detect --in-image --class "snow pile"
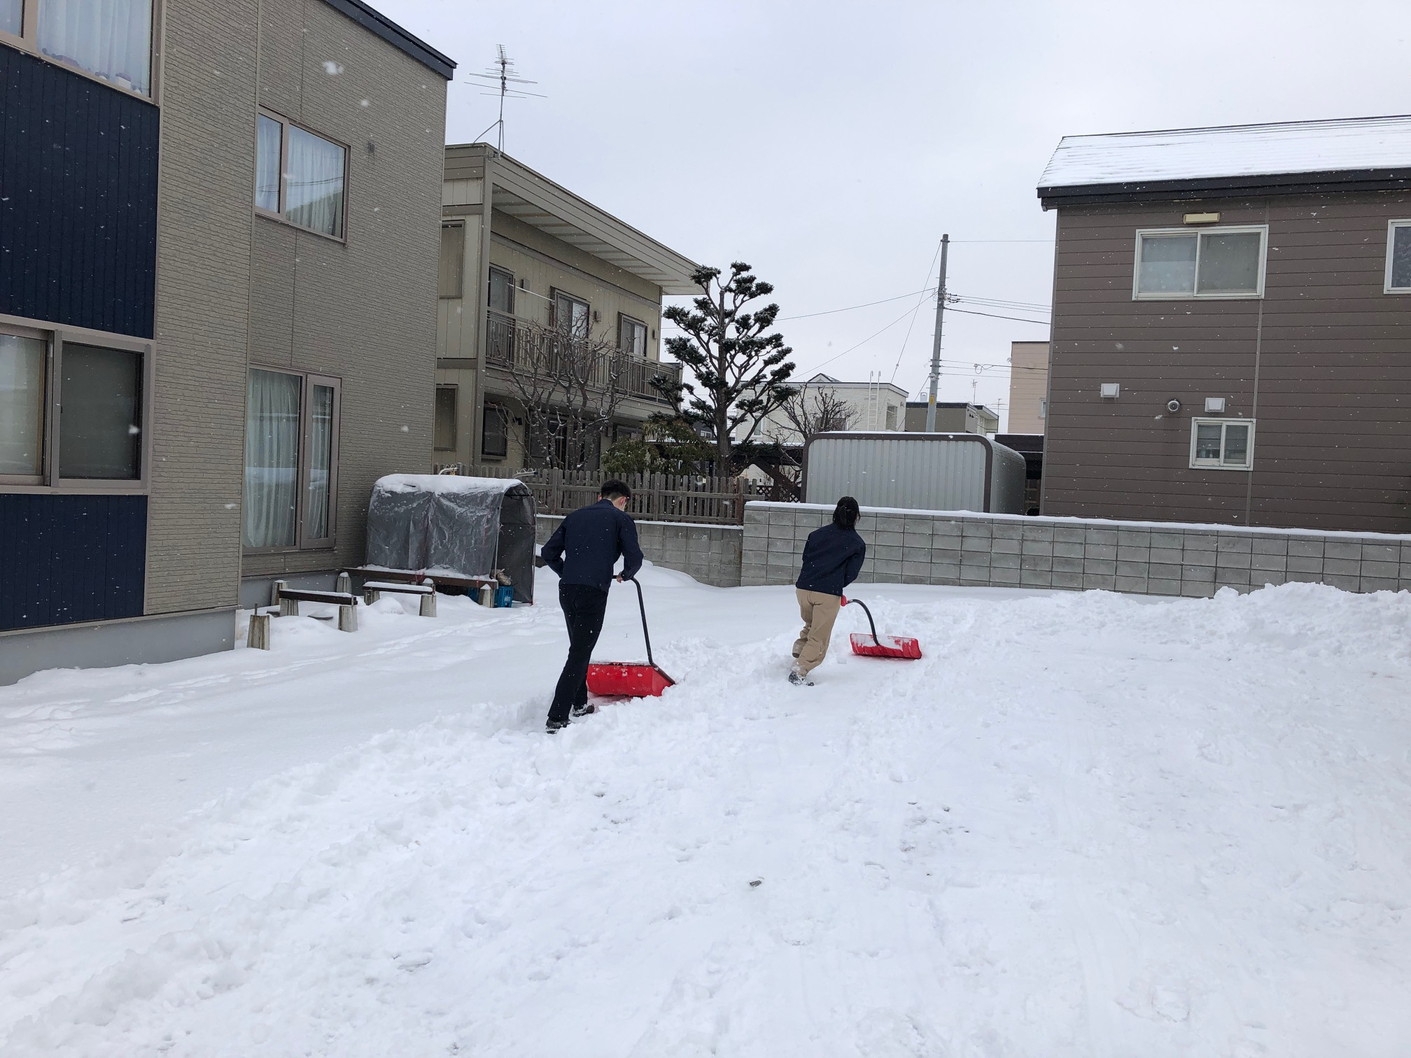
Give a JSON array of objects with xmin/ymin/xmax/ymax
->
[{"xmin": 2, "ymin": 575, "xmax": 1409, "ymax": 1056}]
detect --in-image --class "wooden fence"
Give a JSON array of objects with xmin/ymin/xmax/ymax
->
[{"xmin": 437, "ymin": 465, "xmax": 764, "ymax": 525}]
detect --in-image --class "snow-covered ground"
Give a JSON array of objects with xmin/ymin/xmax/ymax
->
[{"xmin": 2, "ymin": 566, "xmax": 1410, "ymax": 1057}]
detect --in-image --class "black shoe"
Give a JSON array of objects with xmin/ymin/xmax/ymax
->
[
  {"xmin": 546, "ymin": 718, "xmax": 570, "ymax": 733},
  {"xmin": 571, "ymin": 702, "xmax": 597, "ymax": 717},
  {"xmin": 787, "ymin": 669, "xmax": 813, "ymax": 686}
]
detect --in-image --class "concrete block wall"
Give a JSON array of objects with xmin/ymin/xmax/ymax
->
[
  {"xmin": 741, "ymin": 502, "xmax": 1411, "ymax": 597},
  {"xmin": 536, "ymin": 516, "xmax": 742, "ymax": 588}
]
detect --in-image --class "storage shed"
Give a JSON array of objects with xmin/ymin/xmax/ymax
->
[
  {"xmin": 803, "ymin": 432, "xmax": 1027, "ymax": 514},
  {"xmin": 364, "ymin": 475, "xmax": 536, "ymax": 602}
]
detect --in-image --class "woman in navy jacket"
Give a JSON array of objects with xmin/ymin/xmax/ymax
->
[{"xmin": 790, "ymin": 496, "xmax": 866, "ymax": 684}]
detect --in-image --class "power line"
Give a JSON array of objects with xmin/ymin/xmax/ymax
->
[{"xmin": 777, "ymin": 289, "xmax": 933, "ymax": 321}]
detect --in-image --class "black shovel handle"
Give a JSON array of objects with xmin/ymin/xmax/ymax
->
[
  {"xmin": 843, "ymin": 596, "xmax": 883, "ymax": 646},
  {"xmin": 627, "ymin": 576, "xmax": 657, "ymax": 666}
]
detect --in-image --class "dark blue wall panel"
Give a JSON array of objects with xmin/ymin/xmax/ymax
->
[
  {"xmin": 0, "ymin": 494, "xmax": 147, "ymax": 630},
  {"xmin": 0, "ymin": 46, "xmax": 158, "ymax": 338}
]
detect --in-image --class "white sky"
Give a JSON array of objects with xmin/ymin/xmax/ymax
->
[{"xmin": 374, "ymin": 0, "xmax": 1411, "ymax": 428}]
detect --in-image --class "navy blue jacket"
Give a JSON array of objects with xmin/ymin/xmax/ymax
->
[
  {"xmin": 795, "ymin": 523, "xmax": 866, "ymax": 596},
  {"xmin": 540, "ymin": 499, "xmax": 644, "ymax": 593}
]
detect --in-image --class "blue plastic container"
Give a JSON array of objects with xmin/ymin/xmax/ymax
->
[{"xmin": 494, "ymin": 585, "xmax": 514, "ymax": 608}]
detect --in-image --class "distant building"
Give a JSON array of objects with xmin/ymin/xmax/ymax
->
[
  {"xmin": 1006, "ymin": 341, "xmax": 1050, "ymax": 434},
  {"xmin": 755, "ymin": 373, "xmax": 910, "ymax": 445},
  {"xmin": 436, "ymin": 145, "xmax": 698, "ymax": 469},
  {"xmin": 903, "ymin": 402, "xmax": 1000, "ymax": 435}
]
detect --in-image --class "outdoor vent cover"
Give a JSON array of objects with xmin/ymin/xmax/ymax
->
[{"xmin": 1100, "ymin": 383, "xmax": 1120, "ymax": 399}]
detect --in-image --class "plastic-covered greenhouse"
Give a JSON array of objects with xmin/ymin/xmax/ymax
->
[{"xmin": 364, "ymin": 475, "xmax": 536, "ymax": 603}]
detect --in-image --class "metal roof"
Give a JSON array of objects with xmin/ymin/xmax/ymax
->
[
  {"xmin": 1038, "ymin": 114, "xmax": 1411, "ymax": 196},
  {"xmin": 447, "ymin": 145, "xmax": 699, "ymax": 295}
]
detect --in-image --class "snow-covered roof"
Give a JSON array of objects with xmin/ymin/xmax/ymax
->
[
  {"xmin": 373, "ymin": 473, "xmax": 522, "ymax": 496},
  {"xmin": 1038, "ymin": 114, "xmax": 1411, "ymax": 194}
]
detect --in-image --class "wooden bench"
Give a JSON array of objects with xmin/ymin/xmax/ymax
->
[
  {"xmin": 362, "ymin": 579, "xmax": 437, "ymax": 617},
  {"xmin": 246, "ymin": 582, "xmax": 359, "ymax": 649}
]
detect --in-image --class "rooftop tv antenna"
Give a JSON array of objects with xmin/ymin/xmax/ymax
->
[{"xmin": 465, "ymin": 45, "xmax": 544, "ymax": 152}]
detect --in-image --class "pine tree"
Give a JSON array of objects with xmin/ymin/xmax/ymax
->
[{"xmin": 656, "ymin": 262, "xmax": 797, "ymax": 472}]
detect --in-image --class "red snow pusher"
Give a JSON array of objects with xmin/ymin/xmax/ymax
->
[
  {"xmin": 585, "ymin": 578, "xmax": 676, "ymax": 697},
  {"xmin": 843, "ymin": 596, "xmax": 922, "ymax": 660}
]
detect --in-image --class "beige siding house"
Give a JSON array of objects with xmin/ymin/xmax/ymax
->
[
  {"xmin": 1006, "ymin": 341, "xmax": 1050, "ymax": 435},
  {"xmin": 1038, "ymin": 116, "xmax": 1411, "ymax": 533},
  {"xmin": 436, "ymin": 145, "xmax": 698, "ymax": 468},
  {"xmin": 1, "ymin": 0, "xmax": 452, "ymax": 684}
]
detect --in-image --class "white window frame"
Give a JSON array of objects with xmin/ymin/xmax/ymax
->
[
  {"xmin": 1189, "ymin": 417, "xmax": 1255, "ymax": 471},
  {"xmin": 254, "ymin": 110, "xmax": 349, "ymax": 241},
  {"xmin": 0, "ymin": 319, "xmax": 151, "ymax": 490},
  {"xmin": 1383, "ymin": 220, "xmax": 1411, "ymax": 293},
  {"xmin": 1133, "ymin": 225, "xmax": 1268, "ymax": 300}
]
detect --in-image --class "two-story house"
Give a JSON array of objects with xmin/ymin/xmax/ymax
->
[
  {"xmin": 435, "ymin": 144, "xmax": 698, "ymax": 470},
  {"xmin": 1, "ymin": 0, "xmax": 453, "ymax": 684},
  {"xmin": 1037, "ymin": 115, "xmax": 1411, "ymax": 534}
]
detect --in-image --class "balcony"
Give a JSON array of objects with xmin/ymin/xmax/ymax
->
[{"xmin": 485, "ymin": 311, "xmax": 679, "ymax": 403}]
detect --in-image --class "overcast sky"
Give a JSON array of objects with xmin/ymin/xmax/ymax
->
[{"xmin": 375, "ymin": 0, "xmax": 1411, "ymax": 429}]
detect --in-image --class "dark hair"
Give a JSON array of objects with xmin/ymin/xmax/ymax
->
[
  {"xmin": 833, "ymin": 496, "xmax": 860, "ymax": 530},
  {"xmin": 600, "ymin": 480, "xmax": 632, "ymax": 501}
]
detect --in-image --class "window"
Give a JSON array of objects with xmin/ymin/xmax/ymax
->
[
  {"xmin": 488, "ymin": 267, "xmax": 515, "ymax": 315},
  {"xmin": 552, "ymin": 290, "xmax": 589, "ymax": 338},
  {"xmin": 0, "ymin": 331, "xmax": 46, "ymax": 479},
  {"xmin": 255, "ymin": 112, "xmax": 347, "ymax": 239},
  {"xmin": 618, "ymin": 314, "xmax": 647, "ymax": 357},
  {"xmin": 1190, "ymin": 418, "xmax": 1254, "ymax": 471},
  {"xmin": 1134, "ymin": 226, "xmax": 1266, "ymax": 298},
  {"xmin": 434, "ymin": 386, "xmax": 457, "ymax": 451},
  {"xmin": 482, "ymin": 404, "xmax": 508, "ymax": 459},
  {"xmin": 3, "ymin": 0, "xmax": 153, "ymax": 96},
  {"xmin": 244, "ymin": 369, "xmax": 340, "ymax": 550},
  {"xmin": 1385, "ymin": 221, "xmax": 1411, "ymax": 292},
  {"xmin": 439, "ymin": 224, "xmax": 464, "ymax": 299},
  {"xmin": 1, "ymin": 326, "xmax": 147, "ymax": 486}
]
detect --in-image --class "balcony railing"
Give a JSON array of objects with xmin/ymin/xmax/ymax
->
[{"xmin": 485, "ymin": 311, "xmax": 679, "ymax": 402}]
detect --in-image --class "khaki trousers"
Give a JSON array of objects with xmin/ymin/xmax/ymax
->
[{"xmin": 792, "ymin": 589, "xmax": 842, "ymax": 676}]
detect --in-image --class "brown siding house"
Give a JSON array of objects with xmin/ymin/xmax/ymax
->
[{"xmin": 1037, "ymin": 116, "xmax": 1411, "ymax": 534}]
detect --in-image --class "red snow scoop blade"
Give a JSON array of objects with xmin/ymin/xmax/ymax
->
[
  {"xmin": 843, "ymin": 597, "xmax": 922, "ymax": 659},
  {"xmin": 585, "ymin": 580, "xmax": 675, "ymax": 697},
  {"xmin": 586, "ymin": 662, "xmax": 675, "ymax": 698},
  {"xmin": 848, "ymin": 633, "xmax": 922, "ymax": 660}
]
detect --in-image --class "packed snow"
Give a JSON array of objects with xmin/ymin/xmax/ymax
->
[{"xmin": 2, "ymin": 565, "xmax": 1410, "ymax": 1057}]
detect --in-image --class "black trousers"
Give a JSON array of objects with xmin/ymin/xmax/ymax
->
[{"xmin": 548, "ymin": 583, "xmax": 610, "ymax": 724}]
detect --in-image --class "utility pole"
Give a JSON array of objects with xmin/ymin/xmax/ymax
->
[{"xmin": 924, "ymin": 233, "xmax": 950, "ymax": 433}]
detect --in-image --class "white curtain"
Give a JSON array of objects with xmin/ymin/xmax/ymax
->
[
  {"xmin": 39, "ymin": 0, "xmax": 152, "ymax": 95},
  {"xmin": 255, "ymin": 115, "xmax": 282, "ymax": 213},
  {"xmin": 2, "ymin": 0, "xmax": 21, "ymax": 37},
  {"xmin": 0, "ymin": 334, "xmax": 46, "ymax": 477},
  {"xmin": 286, "ymin": 126, "xmax": 345, "ymax": 237},
  {"xmin": 244, "ymin": 370, "xmax": 301, "ymax": 549},
  {"xmin": 305, "ymin": 383, "xmax": 334, "ymax": 540}
]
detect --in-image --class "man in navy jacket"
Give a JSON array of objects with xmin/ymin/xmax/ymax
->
[
  {"xmin": 790, "ymin": 496, "xmax": 866, "ymax": 685},
  {"xmin": 539, "ymin": 481, "xmax": 643, "ymax": 731}
]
